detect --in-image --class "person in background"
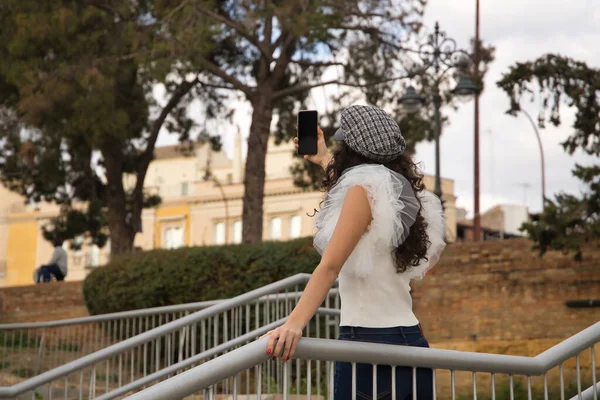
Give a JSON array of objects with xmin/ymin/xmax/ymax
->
[{"xmin": 36, "ymin": 237, "xmax": 68, "ymax": 283}]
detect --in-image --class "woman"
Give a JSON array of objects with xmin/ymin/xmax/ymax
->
[{"xmin": 264, "ymin": 105, "xmax": 445, "ymax": 399}]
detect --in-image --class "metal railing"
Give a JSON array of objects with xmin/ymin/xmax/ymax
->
[
  {"xmin": 96, "ymin": 308, "xmax": 340, "ymax": 400},
  {"xmin": 0, "ymin": 284, "xmax": 338, "ymax": 380},
  {"xmin": 123, "ymin": 322, "xmax": 600, "ymax": 400},
  {"xmin": 0, "ymin": 299, "xmax": 221, "ymax": 380},
  {"xmin": 0, "ymin": 274, "xmax": 340, "ymax": 399}
]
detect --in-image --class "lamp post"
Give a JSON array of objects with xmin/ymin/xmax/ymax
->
[
  {"xmin": 520, "ymin": 108, "xmax": 546, "ymax": 210},
  {"xmin": 398, "ymin": 22, "xmax": 479, "ymax": 208}
]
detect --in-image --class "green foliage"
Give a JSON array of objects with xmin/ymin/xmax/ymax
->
[
  {"xmin": 83, "ymin": 237, "xmax": 320, "ymax": 315},
  {"xmin": 497, "ymin": 54, "xmax": 600, "ymax": 156},
  {"xmin": 0, "ymin": 0, "xmax": 146, "ymax": 250},
  {"xmin": 520, "ymin": 164, "xmax": 600, "ymax": 260},
  {"xmin": 497, "ymin": 54, "xmax": 600, "ymax": 259}
]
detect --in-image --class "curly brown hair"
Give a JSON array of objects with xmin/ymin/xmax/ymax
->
[{"xmin": 317, "ymin": 142, "xmax": 430, "ymax": 273}]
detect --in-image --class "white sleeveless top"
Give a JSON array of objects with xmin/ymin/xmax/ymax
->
[{"xmin": 313, "ymin": 164, "xmax": 446, "ymax": 327}]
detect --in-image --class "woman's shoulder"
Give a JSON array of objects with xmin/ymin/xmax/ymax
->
[
  {"xmin": 341, "ymin": 163, "xmax": 389, "ymax": 177},
  {"xmin": 338, "ymin": 164, "xmax": 409, "ymax": 186}
]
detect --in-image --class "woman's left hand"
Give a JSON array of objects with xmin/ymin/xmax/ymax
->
[{"xmin": 261, "ymin": 322, "xmax": 303, "ymax": 361}]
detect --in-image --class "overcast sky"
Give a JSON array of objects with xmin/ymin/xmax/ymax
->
[{"xmin": 157, "ymin": 0, "xmax": 600, "ymax": 217}]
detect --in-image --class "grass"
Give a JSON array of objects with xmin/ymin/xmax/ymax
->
[
  {"xmin": 94, "ymin": 373, "xmax": 121, "ymax": 382},
  {"xmin": 55, "ymin": 343, "xmax": 80, "ymax": 352},
  {"xmin": 11, "ymin": 367, "xmax": 35, "ymax": 378},
  {"xmin": 0, "ymin": 332, "xmax": 39, "ymax": 349},
  {"xmin": 451, "ymin": 378, "xmax": 583, "ymax": 400}
]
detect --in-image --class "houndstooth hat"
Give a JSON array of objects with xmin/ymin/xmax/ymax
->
[{"xmin": 334, "ymin": 105, "xmax": 406, "ymax": 162}]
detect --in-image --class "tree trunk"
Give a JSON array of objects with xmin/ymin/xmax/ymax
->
[
  {"xmin": 242, "ymin": 92, "xmax": 274, "ymax": 244},
  {"xmin": 103, "ymin": 146, "xmax": 137, "ymax": 255},
  {"xmin": 106, "ymin": 209, "xmax": 136, "ymax": 255}
]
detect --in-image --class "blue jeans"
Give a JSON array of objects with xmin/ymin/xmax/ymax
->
[
  {"xmin": 37, "ymin": 264, "xmax": 65, "ymax": 283},
  {"xmin": 334, "ymin": 325, "xmax": 433, "ymax": 400}
]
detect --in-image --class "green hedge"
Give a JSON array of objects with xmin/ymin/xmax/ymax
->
[{"xmin": 83, "ymin": 237, "xmax": 320, "ymax": 315}]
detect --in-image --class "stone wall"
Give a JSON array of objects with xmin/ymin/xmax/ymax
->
[
  {"xmin": 0, "ymin": 281, "xmax": 87, "ymax": 324},
  {"xmin": 413, "ymin": 239, "xmax": 600, "ymax": 343}
]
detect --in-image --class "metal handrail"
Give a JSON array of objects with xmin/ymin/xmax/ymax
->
[
  {"xmin": 0, "ymin": 300, "xmax": 220, "ymax": 330},
  {"xmin": 571, "ymin": 382, "xmax": 600, "ymax": 400},
  {"xmin": 95, "ymin": 308, "xmax": 341, "ymax": 400},
  {"xmin": 124, "ymin": 321, "xmax": 600, "ymax": 400},
  {"xmin": 0, "ymin": 273, "xmax": 316, "ymax": 398},
  {"xmin": 0, "ymin": 289, "xmax": 336, "ymax": 329}
]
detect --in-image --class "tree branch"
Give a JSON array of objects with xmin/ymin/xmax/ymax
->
[
  {"xmin": 272, "ymin": 32, "xmax": 285, "ymax": 50},
  {"xmin": 160, "ymin": 0, "xmax": 191, "ymax": 23},
  {"xmin": 86, "ymin": 2, "xmax": 126, "ymax": 21},
  {"xmin": 264, "ymin": 11, "xmax": 273, "ymax": 53},
  {"xmin": 270, "ymin": 33, "xmax": 296, "ymax": 84},
  {"xmin": 289, "ymin": 59, "xmax": 345, "ymax": 68},
  {"xmin": 202, "ymin": 62, "xmax": 253, "ymax": 96},
  {"xmin": 198, "ymin": 81, "xmax": 238, "ymax": 91},
  {"xmin": 272, "ymin": 70, "xmax": 424, "ymax": 99},
  {"xmin": 194, "ymin": 7, "xmax": 274, "ymax": 62},
  {"xmin": 134, "ymin": 76, "xmax": 200, "ymax": 198}
]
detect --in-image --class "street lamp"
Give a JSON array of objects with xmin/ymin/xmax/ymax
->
[
  {"xmin": 520, "ymin": 108, "xmax": 546, "ymax": 209},
  {"xmin": 452, "ymin": 72, "xmax": 480, "ymax": 101},
  {"xmin": 399, "ymin": 22, "xmax": 479, "ymax": 206},
  {"xmin": 399, "ymin": 86, "xmax": 425, "ymax": 114}
]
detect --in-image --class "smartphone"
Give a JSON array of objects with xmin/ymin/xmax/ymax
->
[{"xmin": 297, "ymin": 110, "xmax": 318, "ymax": 155}]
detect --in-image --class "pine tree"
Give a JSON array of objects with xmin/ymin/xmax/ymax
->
[{"xmin": 0, "ymin": 0, "xmax": 219, "ymax": 253}]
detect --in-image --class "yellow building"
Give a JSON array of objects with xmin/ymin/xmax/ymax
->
[{"xmin": 0, "ymin": 133, "xmax": 457, "ymax": 287}]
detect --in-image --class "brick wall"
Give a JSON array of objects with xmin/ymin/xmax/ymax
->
[
  {"xmin": 0, "ymin": 281, "xmax": 88, "ymax": 324},
  {"xmin": 413, "ymin": 239, "xmax": 600, "ymax": 342}
]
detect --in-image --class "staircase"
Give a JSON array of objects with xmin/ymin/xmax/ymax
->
[{"xmin": 0, "ymin": 274, "xmax": 597, "ymax": 400}]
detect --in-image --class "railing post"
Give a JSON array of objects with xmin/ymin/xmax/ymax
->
[{"xmin": 34, "ymin": 328, "xmax": 46, "ymax": 376}]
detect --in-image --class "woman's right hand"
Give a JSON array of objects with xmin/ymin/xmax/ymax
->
[{"xmin": 294, "ymin": 126, "xmax": 332, "ymax": 170}]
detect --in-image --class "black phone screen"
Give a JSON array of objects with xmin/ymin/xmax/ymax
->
[{"xmin": 297, "ymin": 110, "xmax": 318, "ymax": 155}]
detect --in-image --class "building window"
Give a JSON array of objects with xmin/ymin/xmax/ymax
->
[
  {"xmin": 289, "ymin": 215, "xmax": 302, "ymax": 239},
  {"xmin": 181, "ymin": 182, "xmax": 189, "ymax": 196},
  {"xmin": 214, "ymin": 222, "xmax": 225, "ymax": 245},
  {"xmin": 270, "ymin": 217, "xmax": 282, "ymax": 240},
  {"xmin": 89, "ymin": 244, "xmax": 100, "ymax": 267},
  {"xmin": 72, "ymin": 235, "xmax": 84, "ymax": 266},
  {"xmin": 164, "ymin": 227, "xmax": 185, "ymax": 249},
  {"xmin": 227, "ymin": 173, "xmax": 233, "ymax": 184},
  {"xmin": 233, "ymin": 220, "xmax": 242, "ymax": 244}
]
